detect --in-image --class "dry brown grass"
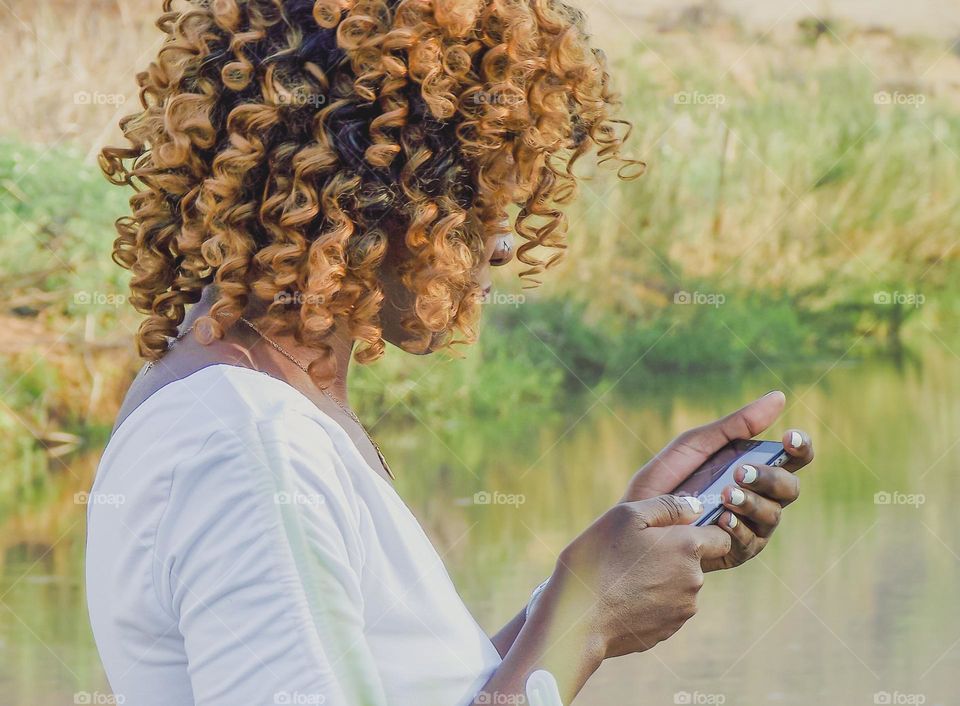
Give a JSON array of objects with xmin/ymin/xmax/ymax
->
[
  {"xmin": 0, "ymin": 0, "xmax": 159, "ymax": 152},
  {"xmin": 4, "ymin": 0, "xmax": 960, "ymax": 150}
]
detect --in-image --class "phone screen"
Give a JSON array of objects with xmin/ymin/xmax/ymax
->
[
  {"xmin": 670, "ymin": 439, "xmax": 786, "ymax": 525},
  {"xmin": 672, "ymin": 440, "xmax": 758, "ymax": 498}
]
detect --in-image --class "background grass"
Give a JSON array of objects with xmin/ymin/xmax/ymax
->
[{"xmin": 1, "ymin": 2, "xmax": 959, "ymax": 506}]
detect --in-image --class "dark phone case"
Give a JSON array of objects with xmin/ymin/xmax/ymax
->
[{"xmin": 671, "ymin": 440, "xmax": 788, "ymax": 527}]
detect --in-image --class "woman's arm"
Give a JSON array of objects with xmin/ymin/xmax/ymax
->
[
  {"xmin": 157, "ymin": 407, "xmax": 756, "ymax": 706},
  {"xmin": 474, "ymin": 495, "xmax": 732, "ymax": 705},
  {"xmin": 490, "ymin": 609, "xmax": 526, "ymax": 658},
  {"xmin": 492, "ymin": 394, "xmax": 814, "ymax": 660},
  {"xmin": 157, "ymin": 422, "xmax": 717, "ymax": 706},
  {"xmin": 155, "ymin": 421, "xmax": 389, "ymax": 706},
  {"xmin": 472, "ymin": 569, "xmax": 604, "ymax": 705}
]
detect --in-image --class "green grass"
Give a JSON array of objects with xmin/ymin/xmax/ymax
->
[
  {"xmin": 1, "ymin": 27, "xmax": 959, "ymax": 506},
  {"xmin": 0, "ymin": 140, "xmax": 131, "ymax": 324}
]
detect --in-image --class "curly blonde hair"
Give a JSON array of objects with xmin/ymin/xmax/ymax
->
[{"xmin": 102, "ymin": 0, "xmax": 640, "ymax": 383}]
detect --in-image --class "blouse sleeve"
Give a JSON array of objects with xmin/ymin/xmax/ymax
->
[{"xmin": 153, "ymin": 416, "xmax": 389, "ymax": 706}]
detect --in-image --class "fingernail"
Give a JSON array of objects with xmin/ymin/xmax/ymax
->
[
  {"xmin": 741, "ymin": 464, "xmax": 758, "ymax": 484},
  {"xmin": 681, "ymin": 496, "xmax": 703, "ymax": 514},
  {"xmin": 763, "ymin": 389, "xmax": 780, "ymax": 397},
  {"xmin": 790, "ymin": 431, "xmax": 804, "ymax": 448},
  {"xmin": 727, "ymin": 513, "xmax": 739, "ymax": 528},
  {"xmin": 729, "ymin": 488, "xmax": 746, "ymax": 506}
]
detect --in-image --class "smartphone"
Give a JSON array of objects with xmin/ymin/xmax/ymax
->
[{"xmin": 672, "ymin": 439, "xmax": 789, "ymax": 526}]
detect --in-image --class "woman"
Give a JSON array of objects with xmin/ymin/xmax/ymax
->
[{"xmin": 86, "ymin": 1, "xmax": 814, "ymax": 705}]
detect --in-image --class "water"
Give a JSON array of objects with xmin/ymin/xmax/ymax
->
[{"xmin": 1, "ymin": 341, "xmax": 958, "ymax": 706}]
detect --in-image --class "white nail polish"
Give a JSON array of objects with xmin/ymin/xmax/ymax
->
[
  {"xmin": 741, "ymin": 464, "xmax": 758, "ymax": 484},
  {"xmin": 790, "ymin": 431, "xmax": 803, "ymax": 448},
  {"xmin": 728, "ymin": 513, "xmax": 739, "ymax": 528},
  {"xmin": 730, "ymin": 488, "xmax": 746, "ymax": 506},
  {"xmin": 681, "ymin": 496, "xmax": 703, "ymax": 514}
]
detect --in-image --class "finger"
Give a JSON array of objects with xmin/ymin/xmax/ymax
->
[
  {"xmin": 781, "ymin": 428, "xmax": 814, "ymax": 471},
  {"xmin": 677, "ymin": 390, "xmax": 786, "ymax": 459},
  {"xmin": 718, "ymin": 510, "xmax": 757, "ymax": 548},
  {"xmin": 722, "ymin": 485, "xmax": 782, "ymax": 537},
  {"xmin": 691, "ymin": 525, "xmax": 733, "ymax": 560},
  {"xmin": 631, "ymin": 391, "xmax": 788, "ymax": 496},
  {"xmin": 627, "ymin": 494, "xmax": 705, "ymax": 529},
  {"xmin": 735, "ymin": 463, "xmax": 801, "ymax": 507}
]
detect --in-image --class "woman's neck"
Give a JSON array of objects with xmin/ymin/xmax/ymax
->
[
  {"xmin": 189, "ymin": 286, "xmax": 355, "ymax": 408},
  {"xmin": 277, "ymin": 320, "xmax": 354, "ymax": 405}
]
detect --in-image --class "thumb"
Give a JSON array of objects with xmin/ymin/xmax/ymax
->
[{"xmin": 627, "ymin": 494, "xmax": 705, "ymax": 529}]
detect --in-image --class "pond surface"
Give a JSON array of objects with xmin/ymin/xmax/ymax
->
[{"xmin": 1, "ymin": 340, "xmax": 958, "ymax": 706}]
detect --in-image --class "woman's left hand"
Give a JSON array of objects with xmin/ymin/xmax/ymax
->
[{"xmin": 620, "ymin": 391, "xmax": 815, "ymax": 572}]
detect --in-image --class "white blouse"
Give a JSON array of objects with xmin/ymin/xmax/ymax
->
[{"xmin": 85, "ymin": 364, "xmax": 501, "ymax": 706}]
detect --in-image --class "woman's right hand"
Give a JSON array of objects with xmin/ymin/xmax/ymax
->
[
  {"xmin": 546, "ymin": 494, "xmax": 731, "ymax": 659},
  {"xmin": 473, "ymin": 496, "xmax": 731, "ymax": 706}
]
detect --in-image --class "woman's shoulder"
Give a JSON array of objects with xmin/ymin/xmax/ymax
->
[
  {"xmin": 95, "ymin": 364, "xmax": 360, "ymax": 500},
  {"xmin": 104, "ymin": 364, "xmax": 313, "ymax": 454},
  {"xmin": 122, "ymin": 364, "xmax": 317, "ymax": 431},
  {"xmin": 87, "ymin": 367, "xmax": 372, "ymax": 638},
  {"xmin": 90, "ymin": 363, "xmax": 369, "ymax": 567}
]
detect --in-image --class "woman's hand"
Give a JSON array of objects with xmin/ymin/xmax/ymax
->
[
  {"xmin": 619, "ymin": 391, "xmax": 814, "ymax": 572},
  {"xmin": 477, "ymin": 495, "xmax": 728, "ymax": 706},
  {"xmin": 546, "ymin": 494, "xmax": 731, "ymax": 659}
]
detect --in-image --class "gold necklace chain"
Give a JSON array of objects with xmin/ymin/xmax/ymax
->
[
  {"xmin": 145, "ymin": 314, "xmax": 395, "ymax": 480},
  {"xmin": 236, "ymin": 317, "xmax": 396, "ymax": 481}
]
